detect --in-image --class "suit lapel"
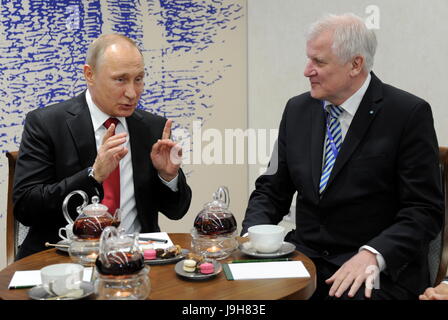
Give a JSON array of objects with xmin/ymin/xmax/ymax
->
[
  {"xmin": 310, "ymin": 99, "xmax": 326, "ymax": 199},
  {"xmin": 323, "ymin": 73, "xmax": 384, "ymax": 192},
  {"xmin": 65, "ymin": 92, "xmax": 97, "ymax": 168},
  {"xmin": 126, "ymin": 111, "xmax": 150, "ymax": 193}
]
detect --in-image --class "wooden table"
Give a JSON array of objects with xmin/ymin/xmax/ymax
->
[{"xmin": 0, "ymin": 233, "xmax": 316, "ymax": 300}]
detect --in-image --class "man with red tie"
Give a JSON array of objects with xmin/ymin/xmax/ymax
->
[{"xmin": 13, "ymin": 34, "xmax": 192, "ymax": 259}]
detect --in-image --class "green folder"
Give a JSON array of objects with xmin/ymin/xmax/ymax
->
[{"xmin": 222, "ymin": 264, "xmax": 234, "ymax": 281}]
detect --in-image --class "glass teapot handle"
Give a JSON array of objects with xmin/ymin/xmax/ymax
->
[
  {"xmin": 132, "ymin": 232, "xmax": 142, "ymax": 254},
  {"xmin": 215, "ymin": 186, "xmax": 230, "ymax": 208},
  {"xmin": 99, "ymin": 226, "xmax": 118, "ymax": 268},
  {"xmin": 62, "ymin": 190, "xmax": 89, "ymax": 225}
]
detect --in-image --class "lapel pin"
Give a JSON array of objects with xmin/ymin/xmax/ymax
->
[{"xmin": 369, "ymin": 110, "xmax": 374, "ymax": 115}]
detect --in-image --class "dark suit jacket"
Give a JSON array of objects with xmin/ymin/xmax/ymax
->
[
  {"xmin": 242, "ymin": 73, "xmax": 444, "ymax": 296},
  {"xmin": 13, "ymin": 91, "xmax": 192, "ymax": 259}
]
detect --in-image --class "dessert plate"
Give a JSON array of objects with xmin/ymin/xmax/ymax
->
[
  {"xmin": 238, "ymin": 241, "xmax": 296, "ymax": 258},
  {"xmin": 28, "ymin": 281, "xmax": 94, "ymax": 300},
  {"xmin": 144, "ymin": 249, "xmax": 189, "ymax": 265},
  {"xmin": 174, "ymin": 260, "xmax": 222, "ymax": 280}
]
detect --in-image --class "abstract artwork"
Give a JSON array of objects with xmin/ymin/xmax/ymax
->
[{"xmin": 0, "ymin": 0, "xmax": 244, "ymax": 239}]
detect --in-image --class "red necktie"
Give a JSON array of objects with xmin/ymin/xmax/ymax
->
[{"xmin": 101, "ymin": 118, "xmax": 120, "ymax": 215}]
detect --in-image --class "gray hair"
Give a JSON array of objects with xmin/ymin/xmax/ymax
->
[
  {"xmin": 86, "ymin": 34, "xmax": 143, "ymax": 69},
  {"xmin": 306, "ymin": 13, "xmax": 377, "ymax": 72}
]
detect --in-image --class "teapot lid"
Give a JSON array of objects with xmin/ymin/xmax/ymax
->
[
  {"xmin": 203, "ymin": 186, "xmax": 230, "ymax": 210},
  {"xmin": 203, "ymin": 195, "xmax": 226, "ymax": 211},
  {"xmin": 83, "ymin": 196, "xmax": 108, "ymax": 214}
]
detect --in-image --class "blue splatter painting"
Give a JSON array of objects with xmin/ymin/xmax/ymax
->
[
  {"xmin": 0, "ymin": 0, "xmax": 244, "ymax": 150},
  {"xmin": 0, "ymin": 0, "xmax": 244, "ymax": 230}
]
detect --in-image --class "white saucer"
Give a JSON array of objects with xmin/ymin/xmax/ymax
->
[
  {"xmin": 56, "ymin": 239, "xmax": 71, "ymax": 253},
  {"xmin": 239, "ymin": 241, "xmax": 296, "ymax": 258},
  {"xmin": 174, "ymin": 260, "xmax": 222, "ymax": 280},
  {"xmin": 28, "ymin": 281, "xmax": 94, "ymax": 300}
]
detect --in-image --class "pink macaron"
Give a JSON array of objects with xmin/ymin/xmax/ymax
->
[
  {"xmin": 144, "ymin": 249, "xmax": 157, "ymax": 260},
  {"xmin": 199, "ymin": 262, "xmax": 214, "ymax": 274}
]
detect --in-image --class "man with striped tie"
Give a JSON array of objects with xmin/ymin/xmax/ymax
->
[{"xmin": 242, "ymin": 13, "xmax": 443, "ymax": 300}]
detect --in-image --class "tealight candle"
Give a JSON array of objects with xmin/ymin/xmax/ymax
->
[
  {"xmin": 115, "ymin": 291, "xmax": 132, "ymax": 298},
  {"xmin": 87, "ymin": 252, "xmax": 98, "ymax": 260},
  {"xmin": 207, "ymin": 246, "xmax": 221, "ymax": 253}
]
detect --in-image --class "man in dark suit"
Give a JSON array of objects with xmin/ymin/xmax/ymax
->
[
  {"xmin": 13, "ymin": 34, "xmax": 192, "ymax": 259},
  {"xmin": 241, "ymin": 13, "xmax": 443, "ymax": 299}
]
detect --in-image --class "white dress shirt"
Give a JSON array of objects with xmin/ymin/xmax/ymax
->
[
  {"xmin": 322, "ymin": 73, "xmax": 387, "ymax": 272},
  {"xmin": 85, "ymin": 90, "xmax": 178, "ymax": 233}
]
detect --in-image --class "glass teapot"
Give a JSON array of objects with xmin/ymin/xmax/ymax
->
[
  {"xmin": 191, "ymin": 186, "xmax": 238, "ymax": 260},
  {"xmin": 94, "ymin": 226, "xmax": 150, "ymax": 300},
  {"xmin": 96, "ymin": 226, "xmax": 144, "ymax": 276},
  {"xmin": 62, "ymin": 190, "xmax": 120, "ymax": 240},
  {"xmin": 193, "ymin": 186, "xmax": 237, "ymax": 235}
]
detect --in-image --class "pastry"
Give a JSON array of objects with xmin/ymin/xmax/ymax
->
[
  {"xmin": 199, "ymin": 262, "xmax": 214, "ymax": 274},
  {"xmin": 183, "ymin": 259, "xmax": 197, "ymax": 272},
  {"xmin": 155, "ymin": 248, "xmax": 165, "ymax": 258},
  {"xmin": 154, "ymin": 245, "xmax": 183, "ymax": 259},
  {"xmin": 186, "ymin": 252, "xmax": 204, "ymax": 264}
]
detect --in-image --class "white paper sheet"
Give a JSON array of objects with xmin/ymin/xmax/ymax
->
[
  {"xmin": 227, "ymin": 261, "xmax": 310, "ymax": 280},
  {"xmin": 8, "ymin": 267, "xmax": 93, "ymax": 289},
  {"xmin": 138, "ymin": 232, "xmax": 174, "ymax": 250}
]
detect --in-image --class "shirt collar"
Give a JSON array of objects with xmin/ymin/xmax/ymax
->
[
  {"xmin": 323, "ymin": 73, "xmax": 372, "ymax": 116},
  {"xmin": 85, "ymin": 89, "xmax": 127, "ymax": 131}
]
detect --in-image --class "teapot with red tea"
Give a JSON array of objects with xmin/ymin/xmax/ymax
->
[
  {"xmin": 191, "ymin": 186, "xmax": 238, "ymax": 260},
  {"xmin": 62, "ymin": 190, "xmax": 121, "ymax": 265},
  {"xmin": 94, "ymin": 226, "xmax": 150, "ymax": 300}
]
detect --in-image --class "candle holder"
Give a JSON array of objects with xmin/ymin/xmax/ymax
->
[
  {"xmin": 191, "ymin": 229, "xmax": 238, "ymax": 260},
  {"xmin": 94, "ymin": 266, "xmax": 150, "ymax": 300},
  {"xmin": 68, "ymin": 238, "xmax": 100, "ymax": 266}
]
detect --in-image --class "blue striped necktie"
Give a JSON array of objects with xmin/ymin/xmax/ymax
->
[{"xmin": 319, "ymin": 105, "xmax": 343, "ymax": 194}]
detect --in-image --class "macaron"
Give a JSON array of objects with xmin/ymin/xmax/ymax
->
[
  {"xmin": 183, "ymin": 259, "xmax": 197, "ymax": 273},
  {"xmin": 144, "ymin": 249, "xmax": 156, "ymax": 260},
  {"xmin": 199, "ymin": 262, "xmax": 214, "ymax": 274}
]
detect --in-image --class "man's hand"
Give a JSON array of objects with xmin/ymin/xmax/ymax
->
[
  {"xmin": 150, "ymin": 119, "xmax": 182, "ymax": 181},
  {"xmin": 419, "ymin": 283, "xmax": 448, "ymax": 300},
  {"xmin": 326, "ymin": 249, "xmax": 379, "ymax": 299},
  {"xmin": 92, "ymin": 123, "xmax": 128, "ymax": 182}
]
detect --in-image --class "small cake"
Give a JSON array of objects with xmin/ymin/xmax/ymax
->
[
  {"xmin": 199, "ymin": 262, "xmax": 214, "ymax": 274},
  {"xmin": 183, "ymin": 259, "xmax": 197, "ymax": 273},
  {"xmin": 143, "ymin": 249, "xmax": 157, "ymax": 260},
  {"xmin": 186, "ymin": 252, "xmax": 205, "ymax": 264},
  {"xmin": 155, "ymin": 248, "xmax": 165, "ymax": 258}
]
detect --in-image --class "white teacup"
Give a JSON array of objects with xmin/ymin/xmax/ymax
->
[
  {"xmin": 248, "ymin": 224, "xmax": 285, "ymax": 253},
  {"xmin": 40, "ymin": 263, "xmax": 84, "ymax": 296},
  {"xmin": 58, "ymin": 224, "xmax": 73, "ymax": 241}
]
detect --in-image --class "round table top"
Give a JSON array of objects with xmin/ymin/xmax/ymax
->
[{"xmin": 0, "ymin": 233, "xmax": 316, "ymax": 300}]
